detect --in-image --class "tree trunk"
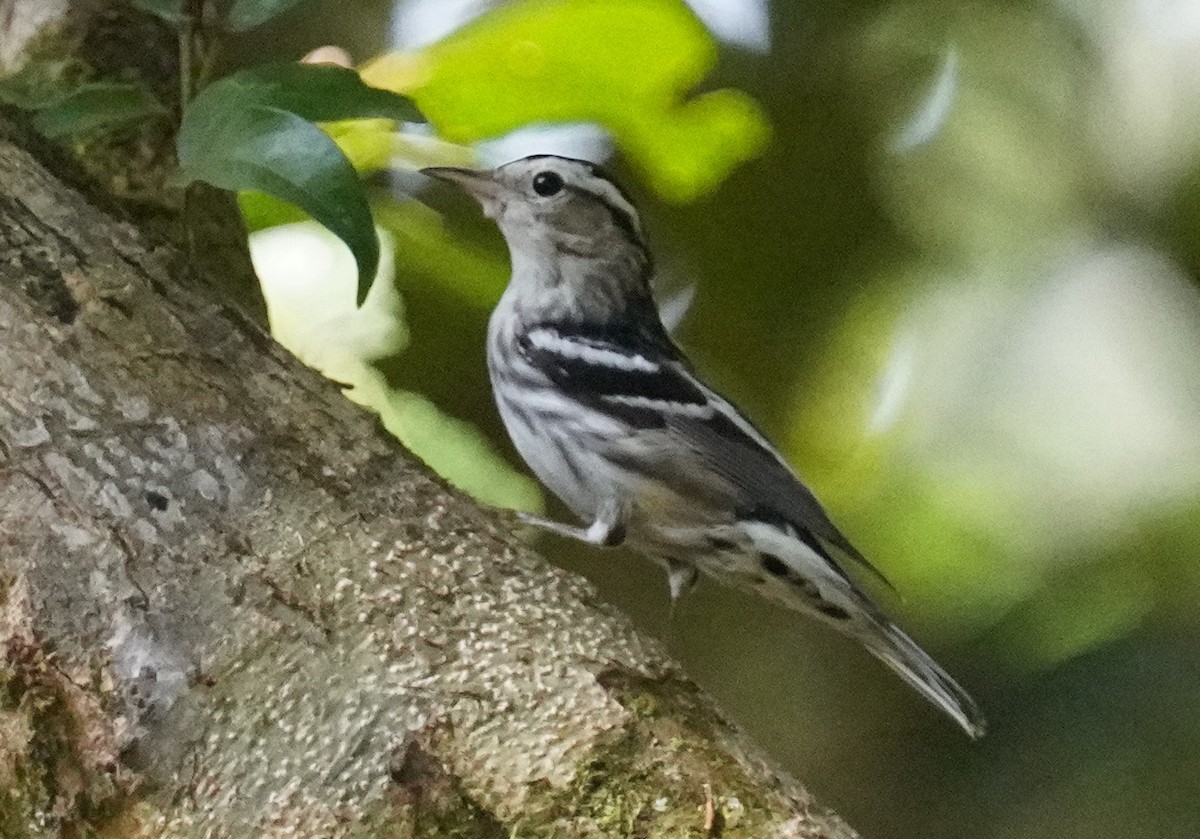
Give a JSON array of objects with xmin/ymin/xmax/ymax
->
[{"xmin": 0, "ymin": 9, "xmax": 858, "ymax": 839}]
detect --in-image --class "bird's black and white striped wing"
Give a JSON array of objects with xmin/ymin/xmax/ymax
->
[
  {"xmin": 517, "ymin": 323, "xmax": 709, "ymax": 425},
  {"xmin": 517, "ymin": 324, "xmax": 886, "ymax": 584}
]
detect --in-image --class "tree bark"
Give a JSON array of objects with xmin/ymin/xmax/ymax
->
[{"xmin": 0, "ymin": 12, "xmax": 859, "ymax": 839}]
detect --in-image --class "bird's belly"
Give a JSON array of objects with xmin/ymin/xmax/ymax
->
[
  {"xmin": 496, "ymin": 396, "xmax": 612, "ymax": 520},
  {"xmin": 496, "ymin": 393, "xmax": 709, "ymax": 530}
]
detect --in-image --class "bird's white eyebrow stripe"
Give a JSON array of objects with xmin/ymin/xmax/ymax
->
[{"xmin": 526, "ymin": 328, "xmax": 659, "ymax": 372}]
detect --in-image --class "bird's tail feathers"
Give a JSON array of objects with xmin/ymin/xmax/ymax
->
[{"xmin": 857, "ymin": 615, "xmax": 987, "ymax": 739}]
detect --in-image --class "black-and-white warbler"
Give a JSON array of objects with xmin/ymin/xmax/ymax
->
[{"xmin": 423, "ymin": 155, "xmax": 986, "ymax": 738}]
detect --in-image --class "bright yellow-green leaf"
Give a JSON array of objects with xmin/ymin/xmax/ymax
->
[
  {"xmin": 321, "ymin": 119, "xmax": 476, "ymax": 175},
  {"xmin": 322, "ymin": 118, "xmax": 399, "ymax": 174},
  {"xmin": 238, "ymin": 190, "xmax": 309, "ymax": 231},
  {"xmin": 378, "ymin": 389, "xmax": 543, "ymax": 514},
  {"xmin": 362, "ymin": 0, "xmax": 770, "ymax": 202},
  {"xmin": 248, "ymin": 220, "xmax": 538, "ymax": 512}
]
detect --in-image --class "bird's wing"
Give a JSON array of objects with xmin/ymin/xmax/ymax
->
[
  {"xmin": 518, "ymin": 324, "xmax": 890, "ymax": 587},
  {"xmin": 518, "ymin": 322, "xmax": 708, "ymax": 426},
  {"xmin": 668, "ymin": 384, "xmax": 892, "ymax": 587}
]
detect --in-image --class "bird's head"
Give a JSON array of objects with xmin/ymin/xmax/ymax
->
[
  {"xmin": 426, "ymin": 154, "xmax": 650, "ymax": 276},
  {"xmin": 423, "ymin": 155, "xmax": 658, "ymax": 324}
]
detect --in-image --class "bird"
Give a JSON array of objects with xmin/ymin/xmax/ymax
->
[{"xmin": 422, "ymin": 155, "xmax": 986, "ymax": 738}]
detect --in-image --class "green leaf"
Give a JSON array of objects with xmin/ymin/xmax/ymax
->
[
  {"xmin": 0, "ymin": 57, "xmax": 87, "ymax": 110},
  {"xmin": 129, "ymin": 0, "xmax": 185, "ymax": 23},
  {"xmin": 225, "ymin": 0, "xmax": 314, "ymax": 32},
  {"xmin": 30, "ymin": 83, "xmax": 165, "ymax": 138},
  {"xmin": 321, "ymin": 118, "xmax": 399, "ymax": 174},
  {"xmin": 317, "ymin": 119, "xmax": 474, "ymax": 176},
  {"xmin": 378, "ymin": 390, "xmax": 543, "ymax": 513},
  {"xmin": 180, "ymin": 103, "xmax": 379, "ymax": 302},
  {"xmin": 177, "ymin": 64, "xmax": 423, "ymax": 303},
  {"xmin": 248, "ymin": 220, "xmax": 540, "ymax": 513},
  {"xmin": 365, "ymin": 0, "xmax": 769, "ymax": 202},
  {"xmin": 196, "ymin": 63, "xmax": 422, "ymax": 123}
]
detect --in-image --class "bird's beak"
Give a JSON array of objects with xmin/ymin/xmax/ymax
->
[{"xmin": 421, "ymin": 166, "xmax": 504, "ymax": 218}]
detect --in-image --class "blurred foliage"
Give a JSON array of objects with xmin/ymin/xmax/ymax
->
[
  {"xmin": 130, "ymin": 0, "xmax": 316, "ymax": 30},
  {"xmin": 0, "ymin": 56, "xmax": 85, "ymax": 109},
  {"xmin": 128, "ymin": 0, "xmax": 188, "ymax": 24},
  {"xmin": 362, "ymin": 0, "xmax": 771, "ymax": 201},
  {"xmin": 225, "ymin": 0, "xmax": 314, "ymax": 31},
  {"xmin": 0, "ymin": 52, "xmax": 165, "ymax": 140},
  {"xmin": 781, "ymin": 1, "xmax": 1200, "ymax": 673},
  {"xmin": 28, "ymin": 82, "xmax": 165, "ymax": 138}
]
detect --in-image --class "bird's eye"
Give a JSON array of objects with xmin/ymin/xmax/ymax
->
[{"xmin": 532, "ymin": 171, "xmax": 564, "ymax": 197}]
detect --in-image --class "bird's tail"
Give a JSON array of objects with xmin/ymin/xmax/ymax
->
[{"xmin": 856, "ymin": 614, "xmax": 987, "ymax": 739}]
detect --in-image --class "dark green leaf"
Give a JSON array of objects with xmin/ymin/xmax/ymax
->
[
  {"xmin": 177, "ymin": 64, "xmax": 423, "ymax": 302},
  {"xmin": 129, "ymin": 0, "xmax": 185, "ymax": 24},
  {"xmin": 179, "ymin": 103, "xmax": 379, "ymax": 303},
  {"xmin": 225, "ymin": 0, "xmax": 311, "ymax": 31},
  {"xmin": 0, "ymin": 58, "xmax": 85, "ymax": 110},
  {"xmin": 197, "ymin": 63, "xmax": 422, "ymax": 123},
  {"xmin": 30, "ymin": 83, "xmax": 166, "ymax": 138}
]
